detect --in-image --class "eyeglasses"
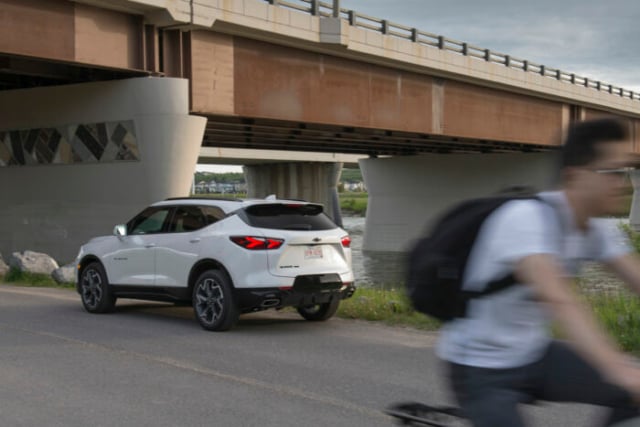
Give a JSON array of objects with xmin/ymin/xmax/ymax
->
[{"xmin": 594, "ymin": 167, "xmax": 633, "ymax": 177}]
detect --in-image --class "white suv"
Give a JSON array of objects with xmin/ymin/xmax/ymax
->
[{"xmin": 75, "ymin": 197, "xmax": 355, "ymax": 331}]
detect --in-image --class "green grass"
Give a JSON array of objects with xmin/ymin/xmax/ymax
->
[
  {"xmin": 1, "ymin": 267, "xmax": 74, "ymax": 289},
  {"xmin": 339, "ymin": 192, "xmax": 368, "ymax": 216},
  {"xmin": 337, "ymin": 287, "xmax": 441, "ymax": 330},
  {"xmin": 620, "ymin": 223, "xmax": 640, "ymax": 253},
  {"xmin": 336, "ymin": 285, "xmax": 640, "ymax": 354},
  {"xmin": 584, "ymin": 292, "xmax": 640, "ymax": 355}
]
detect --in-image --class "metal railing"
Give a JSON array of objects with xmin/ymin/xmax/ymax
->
[{"xmin": 264, "ymin": 0, "xmax": 638, "ymax": 102}]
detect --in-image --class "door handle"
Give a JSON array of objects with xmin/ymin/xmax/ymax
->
[
  {"xmin": 145, "ymin": 243, "xmax": 156, "ymax": 248},
  {"xmin": 190, "ymin": 238, "xmax": 201, "ymax": 243}
]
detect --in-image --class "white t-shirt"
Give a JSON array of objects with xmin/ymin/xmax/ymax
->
[{"xmin": 436, "ymin": 191, "xmax": 631, "ymax": 369}]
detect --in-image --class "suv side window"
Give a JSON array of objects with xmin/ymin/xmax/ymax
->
[
  {"xmin": 170, "ymin": 205, "xmax": 208, "ymax": 232},
  {"xmin": 201, "ymin": 205, "xmax": 226, "ymax": 225},
  {"xmin": 128, "ymin": 207, "xmax": 172, "ymax": 235}
]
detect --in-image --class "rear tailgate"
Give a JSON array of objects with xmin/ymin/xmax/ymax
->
[
  {"xmin": 267, "ymin": 231, "xmax": 351, "ymax": 278},
  {"xmin": 238, "ymin": 202, "xmax": 352, "ymax": 278}
]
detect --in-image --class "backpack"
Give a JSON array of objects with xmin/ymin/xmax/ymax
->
[{"xmin": 406, "ymin": 190, "xmax": 542, "ymax": 321}]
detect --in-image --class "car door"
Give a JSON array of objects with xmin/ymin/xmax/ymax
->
[
  {"xmin": 106, "ymin": 206, "xmax": 172, "ymax": 286},
  {"xmin": 153, "ymin": 205, "xmax": 213, "ymax": 287}
]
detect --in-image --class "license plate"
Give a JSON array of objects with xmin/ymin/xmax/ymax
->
[{"xmin": 304, "ymin": 246, "xmax": 323, "ymax": 259}]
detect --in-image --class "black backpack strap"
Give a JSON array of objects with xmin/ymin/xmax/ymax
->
[
  {"xmin": 457, "ymin": 273, "xmax": 517, "ymax": 315},
  {"xmin": 484, "ymin": 273, "xmax": 519, "ymax": 295},
  {"xmin": 458, "ymin": 195, "xmax": 561, "ymax": 308}
]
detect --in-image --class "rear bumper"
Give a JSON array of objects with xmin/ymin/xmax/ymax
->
[{"xmin": 235, "ymin": 273, "xmax": 356, "ymax": 313}]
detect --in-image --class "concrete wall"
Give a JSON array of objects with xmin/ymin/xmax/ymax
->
[
  {"xmin": 244, "ymin": 162, "xmax": 343, "ymax": 226},
  {"xmin": 360, "ymin": 152, "xmax": 559, "ymax": 252},
  {"xmin": 0, "ymin": 77, "xmax": 206, "ymax": 262}
]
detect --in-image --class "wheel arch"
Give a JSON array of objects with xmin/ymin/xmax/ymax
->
[
  {"xmin": 188, "ymin": 259, "xmax": 233, "ymax": 293},
  {"xmin": 76, "ymin": 255, "xmax": 104, "ymax": 291}
]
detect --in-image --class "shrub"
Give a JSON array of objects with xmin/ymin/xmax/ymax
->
[
  {"xmin": 586, "ymin": 292, "xmax": 640, "ymax": 355},
  {"xmin": 620, "ymin": 223, "xmax": 640, "ymax": 253},
  {"xmin": 339, "ymin": 193, "xmax": 368, "ymax": 216}
]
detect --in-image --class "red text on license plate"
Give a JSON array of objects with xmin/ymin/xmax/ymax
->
[{"xmin": 304, "ymin": 246, "xmax": 323, "ymax": 259}]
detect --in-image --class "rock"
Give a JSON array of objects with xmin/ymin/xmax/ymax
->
[
  {"xmin": 9, "ymin": 250, "xmax": 59, "ymax": 275},
  {"xmin": 0, "ymin": 253, "xmax": 8, "ymax": 276},
  {"xmin": 52, "ymin": 263, "xmax": 77, "ymax": 284}
]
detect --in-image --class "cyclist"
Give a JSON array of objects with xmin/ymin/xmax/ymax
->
[{"xmin": 437, "ymin": 118, "xmax": 640, "ymax": 426}]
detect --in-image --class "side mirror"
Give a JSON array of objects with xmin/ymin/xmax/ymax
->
[{"xmin": 113, "ymin": 224, "xmax": 127, "ymax": 237}]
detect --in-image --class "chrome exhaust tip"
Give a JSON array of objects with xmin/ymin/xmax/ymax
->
[{"xmin": 261, "ymin": 298, "xmax": 281, "ymax": 308}]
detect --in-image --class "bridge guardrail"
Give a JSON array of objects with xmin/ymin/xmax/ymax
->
[{"xmin": 264, "ymin": 0, "xmax": 637, "ymax": 102}]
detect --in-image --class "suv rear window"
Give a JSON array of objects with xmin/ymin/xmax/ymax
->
[{"xmin": 240, "ymin": 203, "xmax": 337, "ymax": 231}]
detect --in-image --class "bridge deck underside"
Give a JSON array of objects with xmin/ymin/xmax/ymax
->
[
  {"xmin": 0, "ymin": 53, "xmax": 149, "ymax": 91},
  {"xmin": 202, "ymin": 115, "xmax": 554, "ymax": 156}
]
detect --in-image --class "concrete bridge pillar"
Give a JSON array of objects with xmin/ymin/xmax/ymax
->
[
  {"xmin": 0, "ymin": 77, "xmax": 206, "ymax": 262},
  {"xmin": 359, "ymin": 153, "xmax": 559, "ymax": 252},
  {"xmin": 629, "ymin": 170, "xmax": 640, "ymax": 230},
  {"xmin": 244, "ymin": 162, "xmax": 343, "ymax": 226}
]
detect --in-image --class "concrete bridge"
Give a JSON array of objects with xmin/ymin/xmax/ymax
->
[{"xmin": 2, "ymin": 0, "xmax": 640, "ymax": 261}]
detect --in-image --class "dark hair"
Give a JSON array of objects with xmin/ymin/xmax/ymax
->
[{"xmin": 561, "ymin": 118, "xmax": 628, "ymax": 168}]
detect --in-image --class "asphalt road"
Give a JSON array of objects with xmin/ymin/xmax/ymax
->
[{"xmin": 0, "ymin": 285, "xmax": 605, "ymax": 427}]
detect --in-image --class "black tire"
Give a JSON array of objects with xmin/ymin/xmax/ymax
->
[
  {"xmin": 297, "ymin": 298, "xmax": 340, "ymax": 321},
  {"xmin": 79, "ymin": 262, "xmax": 116, "ymax": 313},
  {"xmin": 192, "ymin": 270, "xmax": 239, "ymax": 331}
]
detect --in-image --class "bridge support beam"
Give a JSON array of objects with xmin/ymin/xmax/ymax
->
[
  {"xmin": 359, "ymin": 153, "xmax": 559, "ymax": 252},
  {"xmin": 0, "ymin": 77, "xmax": 206, "ymax": 262},
  {"xmin": 244, "ymin": 162, "xmax": 343, "ymax": 226},
  {"xmin": 630, "ymin": 170, "xmax": 640, "ymax": 231}
]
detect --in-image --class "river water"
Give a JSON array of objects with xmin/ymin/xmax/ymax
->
[
  {"xmin": 342, "ymin": 216, "xmax": 630, "ymax": 291},
  {"xmin": 342, "ymin": 216, "xmax": 405, "ymax": 289}
]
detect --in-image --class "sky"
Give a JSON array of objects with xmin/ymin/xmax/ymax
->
[
  {"xmin": 199, "ymin": 0, "xmax": 640, "ymax": 172},
  {"xmin": 340, "ymin": 0, "xmax": 640, "ymax": 91},
  {"xmin": 197, "ymin": 164, "xmax": 244, "ymax": 173}
]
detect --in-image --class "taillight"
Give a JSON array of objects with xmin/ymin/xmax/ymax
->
[
  {"xmin": 230, "ymin": 236, "xmax": 284, "ymax": 250},
  {"xmin": 341, "ymin": 235, "xmax": 351, "ymax": 248}
]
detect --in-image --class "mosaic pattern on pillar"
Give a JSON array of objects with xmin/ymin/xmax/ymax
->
[{"xmin": 0, "ymin": 121, "xmax": 138, "ymax": 166}]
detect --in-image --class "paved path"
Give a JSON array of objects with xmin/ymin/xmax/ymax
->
[{"xmin": 0, "ymin": 285, "xmax": 603, "ymax": 426}]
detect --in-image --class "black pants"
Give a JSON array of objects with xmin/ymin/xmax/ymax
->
[{"xmin": 448, "ymin": 341, "xmax": 639, "ymax": 427}]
